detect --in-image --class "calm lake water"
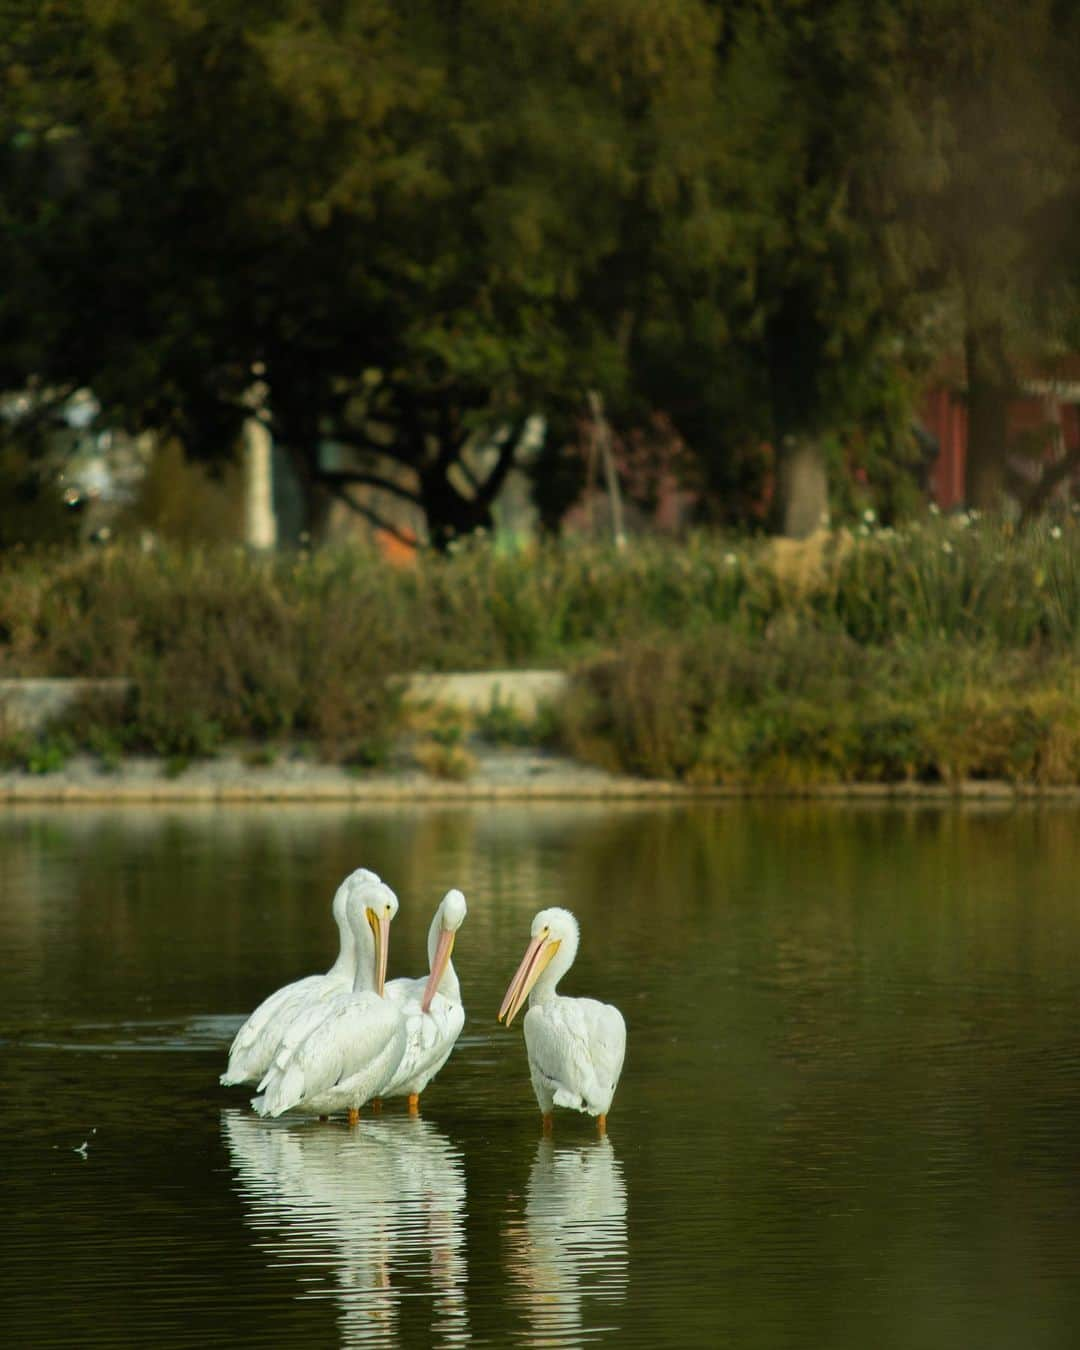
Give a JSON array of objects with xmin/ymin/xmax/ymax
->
[{"xmin": 4, "ymin": 800, "xmax": 1080, "ymax": 1348}]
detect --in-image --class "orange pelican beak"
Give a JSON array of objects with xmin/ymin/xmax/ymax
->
[
  {"xmin": 421, "ymin": 928, "xmax": 456, "ymax": 1013},
  {"xmin": 498, "ymin": 934, "xmax": 561, "ymax": 1027},
  {"xmin": 366, "ymin": 906, "xmax": 391, "ymax": 996}
]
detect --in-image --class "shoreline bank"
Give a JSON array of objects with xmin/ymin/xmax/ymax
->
[{"xmin": 3, "ymin": 745, "xmax": 1080, "ymax": 803}]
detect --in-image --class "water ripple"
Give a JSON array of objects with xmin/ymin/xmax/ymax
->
[
  {"xmin": 503, "ymin": 1137, "xmax": 628, "ymax": 1348},
  {"xmin": 222, "ymin": 1110, "xmax": 470, "ymax": 1348},
  {"xmin": 15, "ymin": 1014, "xmax": 241, "ymax": 1053}
]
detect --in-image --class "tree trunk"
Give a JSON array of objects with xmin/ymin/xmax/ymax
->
[
  {"xmin": 764, "ymin": 286, "xmax": 830, "ymax": 538},
  {"xmin": 285, "ymin": 442, "xmax": 335, "ymax": 543},
  {"xmin": 242, "ymin": 417, "xmax": 277, "ymax": 551},
  {"xmin": 586, "ymin": 391, "xmax": 626, "ymax": 550},
  {"xmin": 964, "ymin": 323, "xmax": 1012, "ymax": 512},
  {"xmin": 771, "ymin": 434, "xmax": 830, "ymax": 538},
  {"xmin": 420, "ymin": 462, "xmax": 492, "ymax": 551},
  {"xmin": 303, "ymin": 478, "xmax": 337, "ymax": 542}
]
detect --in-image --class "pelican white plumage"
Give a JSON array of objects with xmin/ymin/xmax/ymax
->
[
  {"xmin": 252, "ymin": 878, "xmax": 406, "ymax": 1123},
  {"xmin": 380, "ymin": 889, "xmax": 467, "ymax": 1112},
  {"xmin": 220, "ymin": 868, "xmax": 385, "ymax": 1087},
  {"xmin": 498, "ymin": 907, "xmax": 626, "ymax": 1135}
]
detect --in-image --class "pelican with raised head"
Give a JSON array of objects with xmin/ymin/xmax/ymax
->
[
  {"xmin": 381, "ymin": 889, "xmax": 468, "ymax": 1112},
  {"xmin": 498, "ymin": 907, "xmax": 626, "ymax": 1135},
  {"xmin": 220, "ymin": 868, "xmax": 385, "ymax": 1087},
  {"xmin": 252, "ymin": 877, "xmax": 406, "ymax": 1124}
]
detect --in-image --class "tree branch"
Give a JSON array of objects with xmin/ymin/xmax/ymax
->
[
  {"xmin": 455, "ymin": 449, "xmax": 481, "ymax": 494},
  {"xmin": 330, "ymin": 425, "xmax": 400, "ymax": 456},
  {"xmin": 475, "ymin": 419, "xmax": 523, "ymax": 508},
  {"xmin": 324, "ymin": 479, "xmax": 420, "ymax": 548},
  {"xmin": 1019, "ymin": 445, "xmax": 1080, "ymax": 523},
  {"xmin": 316, "ymin": 467, "xmax": 421, "ymax": 508}
]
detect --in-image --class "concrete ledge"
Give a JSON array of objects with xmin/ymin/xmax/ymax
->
[
  {"xmin": 0, "ymin": 671, "xmax": 568, "ymax": 737},
  {"xmin": 4, "ymin": 677, "xmax": 1080, "ymax": 803},
  {"xmin": 400, "ymin": 670, "xmax": 567, "ymax": 720},
  {"xmin": 0, "ymin": 678, "xmax": 132, "ymax": 734},
  {"xmin": 0, "ymin": 748, "xmax": 1079, "ymax": 803}
]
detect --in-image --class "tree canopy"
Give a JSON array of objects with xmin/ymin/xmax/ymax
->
[{"xmin": 2, "ymin": 0, "xmax": 1079, "ymax": 543}]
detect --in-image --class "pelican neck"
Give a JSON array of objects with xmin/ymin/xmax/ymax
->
[
  {"xmin": 350, "ymin": 913, "xmax": 381, "ymax": 994},
  {"xmin": 326, "ymin": 907, "xmax": 357, "ymax": 980},
  {"xmin": 527, "ymin": 940, "xmax": 575, "ymax": 1007},
  {"xmin": 427, "ymin": 905, "xmax": 461, "ymax": 1004}
]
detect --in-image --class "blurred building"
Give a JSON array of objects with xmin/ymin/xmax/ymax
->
[{"xmin": 922, "ymin": 355, "xmax": 1080, "ymax": 510}]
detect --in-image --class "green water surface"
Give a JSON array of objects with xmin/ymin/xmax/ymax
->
[{"xmin": 3, "ymin": 801, "xmax": 1080, "ymax": 1348}]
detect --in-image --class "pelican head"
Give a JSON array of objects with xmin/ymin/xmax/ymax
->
[
  {"xmin": 325, "ymin": 868, "xmax": 386, "ymax": 976},
  {"xmin": 331, "ymin": 867, "xmax": 384, "ymax": 927},
  {"xmin": 346, "ymin": 872, "xmax": 398, "ymax": 997},
  {"xmin": 421, "ymin": 889, "xmax": 467, "ymax": 1013},
  {"xmin": 498, "ymin": 907, "xmax": 579, "ymax": 1027}
]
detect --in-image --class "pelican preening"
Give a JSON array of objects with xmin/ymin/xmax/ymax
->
[
  {"xmin": 223, "ymin": 872, "xmax": 469, "ymax": 1126},
  {"xmin": 498, "ymin": 907, "xmax": 626, "ymax": 1135},
  {"xmin": 251, "ymin": 878, "xmax": 405, "ymax": 1124},
  {"xmin": 222, "ymin": 878, "xmax": 626, "ymax": 1137},
  {"xmin": 220, "ymin": 868, "xmax": 386, "ymax": 1088}
]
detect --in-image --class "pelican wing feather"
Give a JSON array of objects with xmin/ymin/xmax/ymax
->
[
  {"xmin": 381, "ymin": 988, "xmax": 466, "ymax": 1098},
  {"xmin": 253, "ymin": 993, "xmax": 406, "ymax": 1118},
  {"xmin": 221, "ymin": 973, "xmax": 344, "ymax": 1086},
  {"xmin": 524, "ymin": 996, "xmax": 626, "ymax": 1117}
]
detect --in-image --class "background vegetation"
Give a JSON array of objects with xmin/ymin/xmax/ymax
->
[
  {"xmin": 3, "ymin": 0, "xmax": 1080, "ymax": 542},
  {"xmin": 3, "ymin": 519, "xmax": 1078, "ymax": 785},
  {"xmin": 3, "ymin": 3, "xmax": 1080, "ymax": 787}
]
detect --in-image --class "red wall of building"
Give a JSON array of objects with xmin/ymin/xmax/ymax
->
[
  {"xmin": 922, "ymin": 386, "xmax": 1080, "ymax": 510},
  {"xmin": 923, "ymin": 387, "xmax": 968, "ymax": 510}
]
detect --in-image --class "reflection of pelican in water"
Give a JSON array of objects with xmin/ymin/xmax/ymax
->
[
  {"xmin": 222, "ymin": 1110, "xmax": 469, "ymax": 1348},
  {"xmin": 504, "ymin": 1137, "xmax": 628, "ymax": 1346}
]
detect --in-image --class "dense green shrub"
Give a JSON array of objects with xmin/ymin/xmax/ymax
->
[{"xmin": 562, "ymin": 631, "xmax": 1080, "ymax": 787}]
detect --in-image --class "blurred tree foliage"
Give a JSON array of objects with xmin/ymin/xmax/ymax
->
[
  {"xmin": 0, "ymin": 437, "xmax": 77, "ymax": 550},
  {"xmin": 1, "ymin": 0, "xmax": 1078, "ymax": 544},
  {"xmin": 117, "ymin": 438, "xmax": 244, "ymax": 546},
  {"xmin": 863, "ymin": 0, "xmax": 1080, "ymax": 513}
]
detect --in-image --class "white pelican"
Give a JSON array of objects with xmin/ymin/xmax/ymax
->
[
  {"xmin": 498, "ymin": 907, "xmax": 626, "ymax": 1135},
  {"xmin": 252, "ymin": 879, "xmax": 406, "ymax": 1124},
  {"xmin": 220, "ymin": 868, "xmax": 385, "ymax": 1087},
  {"xmin": 380, "ymin": 889, "xmax": 468, "ymax": 1112}
]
